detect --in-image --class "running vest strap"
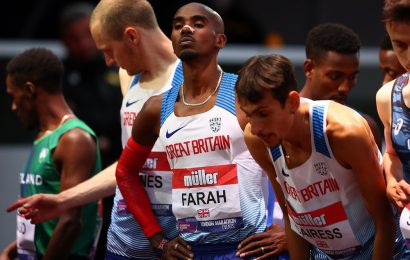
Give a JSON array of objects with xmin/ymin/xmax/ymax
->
[{"xmin": 391, "ymin": 72, "xmax": 410, "ymax": 182}]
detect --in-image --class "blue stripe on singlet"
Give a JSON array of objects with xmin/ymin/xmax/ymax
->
[
  {"xmin": 129, "ymin": 74, "xmax": 141, "ymax": 89},
  {"xmin": 312, "ymin": 105, "xmax": 331, "ymax": 158},
  {"xmin": 215, "ymin": 73, "xmax": 238, "ymax": 116},
  {"xmin": 160, "ymin": 62, "xmax": 183, "ymax": 127}
]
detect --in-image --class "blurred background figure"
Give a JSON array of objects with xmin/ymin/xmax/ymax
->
[
  {"xmin": 59, "ymin": 3, "xmax": 123, "ymax": 259},
  {"xmin": 379, "ymin": 34, "xmax": 406, "ymax": 85}
]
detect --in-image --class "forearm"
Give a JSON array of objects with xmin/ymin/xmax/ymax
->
[
  {"xmin": 1, "ymin": 240, "xmax": 17, "ymax": 260},
  {"xmin": 116, "ymin": 137, "xmax": 162, "ymax": 238},
  {"xmin": 42, "ymin": 212, "xmax": 82, "ymax": 260},
  {"xmin": 60, "ymin": 162, "xmax": 117, "ymax": 209},
  {"xmin": 384, "ymin": 152, "xmax": 403, "ymax": 183},
  {"xmin": 372, "ymin": 216, "xmax": 395, "ymax": 260},
  {"xmin": 285, "ymin": 222, "xmax": 309, "ymax": 259}
]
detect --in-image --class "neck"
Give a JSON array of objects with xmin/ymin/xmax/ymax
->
[
  {"xmin": 283, "ymin": 104, "xmax": 310, "ymax": 149},
  {"xmin": 181, "ymin": 58, "xmax": 221, "ymax": 96},
  {"xmin": 139, "ymin": 29, "xmax": 178, "ymax": 83},
  {"xmin": 299, "ymin": 82, "xmax": 311, "ymax": 99},
  {"xmin": 37, "ymin": 94, "xmax": 73, "ymax": 133}
]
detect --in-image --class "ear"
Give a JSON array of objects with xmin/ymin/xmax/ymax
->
[
  {"xmin": 215, "ymin": 33, "xmax": 227, "ymax": 49},
  {"xmin": 303, "ymin": 59, "xmax": 314, "ymax": 78},
  {"xmin": 124, "ymin": 26, "xmax": 140, "ymax": 45},
  {"xmin": 287, "ymin": 91, "xmax": 300, "ymax": 114},
  {"xmin": 24, "ymin": 81, "xmax": 36, "ymax": 97}
]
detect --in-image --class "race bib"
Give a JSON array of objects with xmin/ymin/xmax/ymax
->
[
  {"xmin": 17, "ymin": 214, "xmax": 36, "ymax": 259},
  {"xmin": 117, "ymin": 152, "xmax": 172, "ymax": 216},
  {"xmin": 288, "ymin": 201, "xmax": 361, "ymax": 258},
  {"xmin": 172, "ymin": 164, "xmax": 243, "ymax": 233}
]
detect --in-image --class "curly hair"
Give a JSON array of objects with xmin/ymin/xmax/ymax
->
[
  {"xmin": 6, "ymin": 48, "xmax": 64, "ymax": 94},
  {"xmin": 306, "ymin": 23, "xmax": 361, "ymax": 63}
]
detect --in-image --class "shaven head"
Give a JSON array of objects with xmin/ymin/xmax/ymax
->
[
  {"xmin": 90, "ymin": 0, "xmax": 158, "ymax": 40},
  {"xmin": 306, "ymin": 23, "xmax": 361, "ymax": 64},
  {"xmin": 176, "ymin": 2, "xmax": 225, "ymax": 34}
]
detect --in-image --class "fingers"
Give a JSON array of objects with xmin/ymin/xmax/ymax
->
[
  {"xmin": 238, "ymin": 232, "xmax": 270, "ymax": 250},
  {"xmin": 6, "ymin": 198, "xmax": 28, "ymax": 212},
  {"xmin": 165, "ymin": 237, "xmax": 193, "ymax": 260},
  {"xmin": 237, "ymin": 243, "xmax": 278, "ymax": 258}
]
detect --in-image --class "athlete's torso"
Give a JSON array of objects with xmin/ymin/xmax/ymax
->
[
  {"xmin": 18, "ymin": 119, "xmax": 101, "ymax": 259},
  {"xmin": 107, "ymin": 60, "xmax": 182, "ymax": 259},
  {"xmin": 270, "ymin": 101, "xmax": 374, "ymax": 259},
  {"xmin": 159, "ymin": 72, "xmax": 266, "ymax": 245},
  {"xmin": 391, "ymin": 72, "xmax": 410, "ymax": 183}
]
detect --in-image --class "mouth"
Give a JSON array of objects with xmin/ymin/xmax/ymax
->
[{"xmin": 180, "ymin": 36, "xmax": 194, "ymax": 46}]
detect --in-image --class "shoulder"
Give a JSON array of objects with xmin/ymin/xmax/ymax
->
[
  {"xmin": 326, "ymin": 102, "xmax": 371, "ymax": 145},
  {"xmin": 326, "ymin": 102, "xmax": 377, "ymax": 166},
  {"xmin": 376, "ymin": 80, "xmax": 395, "ymax": 107},
  {"xmin": 58, "ymin": 127, "xmax": 96, "ymax": 148}
]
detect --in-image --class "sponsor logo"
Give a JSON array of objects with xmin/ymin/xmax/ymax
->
[
  {"xmin": 209, "ymin": 117, "xmax": 221, "ymax": 133},
  {"xmin": 39, "ymin": 148, "xmax": 48, "ymax": 162},
  {"xmin": 282, "ymin": 168, "xmax": 289, "ymax": 177},
  {"xmin": 165, "ymin": 125, "xmax": 187, "ymax": 138},
  {"xmin": 125, "ymin": 98, "xmax": 142, "ymax": 107},
  {"xmin": 394, "ymin": 118, "xmax": 404, "ymax": 135},
  {"xmin": 184, "ymin": 169, "xmax": 218, "ymax": 187}
]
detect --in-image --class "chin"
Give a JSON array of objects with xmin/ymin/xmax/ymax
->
[{"xmin": 179, "ymin": 50, "xmax": 198, "ymax": 61}]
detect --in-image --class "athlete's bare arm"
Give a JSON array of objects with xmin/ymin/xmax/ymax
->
[
  {"xmin": 376, "ymin": 81, "xmax": 410, "ymax": 209},
  {"xmin": 242, "ymin": 125, "xmax": 310, "ymax": 259},
  {"xmin": 1, "ymin": 240, "xmax": 17, "ymax": 260},
  {"xmin": 328, "ymin": 102, "xmax": 394, "ymax": 259},
  {"xmin": 43, "ymin": 128, "xmax": 97, "ymax": 260},
  {"xmin": 8, "ymin": 162, "xmax": 118, "ymax": 223}
]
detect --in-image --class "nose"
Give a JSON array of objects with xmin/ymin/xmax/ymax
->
[
  {"xmin": 104, "ymin": 54, "xmax": 117, "ymax": 67},
  {"xmin": 181, "ymin": 24, "xmax": 194, "ymax": 33},
  {"xmin": 11, "ymin": 102, "xmax": 17, "ymax": 111},
  {"xmin": 338, "ymin": 78, "xmax": 354, "ymax": 95},
  {"xmin": 249, "ymin": 119, "xmax": 262, "ymax": 137}
]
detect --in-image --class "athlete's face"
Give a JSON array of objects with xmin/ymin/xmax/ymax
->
[
  {"xmin": 305, "ymin": 51, "xmax": 359, "ymax": 104},
  {"xmin": 6, "ymin": 75, "xmax": 38, "ymax": 129},
  {"xmin": 171, "ymin": 4, "xmax": 226, "ymax": 61},
  {"xmin": 386, "ymin": 21, "xmax": 410, "ymax": 74},
  {"xmin": 239, "ymin": 89, "xmax": 297, "ymax": 147},
  {"xmin": 91, "ymin": 21, "xmax": 138, "ymax": 75},
  {"xmin": 379, "ymin": 49, "xmax": 406, "ymax": 84}
]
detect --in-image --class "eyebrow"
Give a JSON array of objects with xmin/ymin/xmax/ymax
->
[{"xmin": 173, "ymin": 15, "xmax": 208, "ymax": 23}]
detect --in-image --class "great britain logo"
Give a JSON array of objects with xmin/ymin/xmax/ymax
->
[
  {"xmin": 209, "ymin": 117, "xmax": 221, "ymax": 133},
  {"xmin": 313, "ymin": 161, "xmax": 329, "ymax": 176}
]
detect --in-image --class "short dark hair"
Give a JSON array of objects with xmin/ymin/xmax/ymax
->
[
  {"xmin": 235, "ymin": 54, "xmax": 297, "ymax": 107},
  {"xmin": 6, "ymin": 48, "xmax": 64, "ymax": 93},
  {"xmin": 383, "ymin": 0, "xmax": 410, "ymax": 23},
  {"xmin": 60, "ymin": 2, "xmax": 94, "ymax": 37},
  {"xmin": 380, "ymin": 34, "xmax": 393, "ymax": 50},
  {"xmin": 306, "ymin": 23, "xmax": 361, "ymax": 63}
]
